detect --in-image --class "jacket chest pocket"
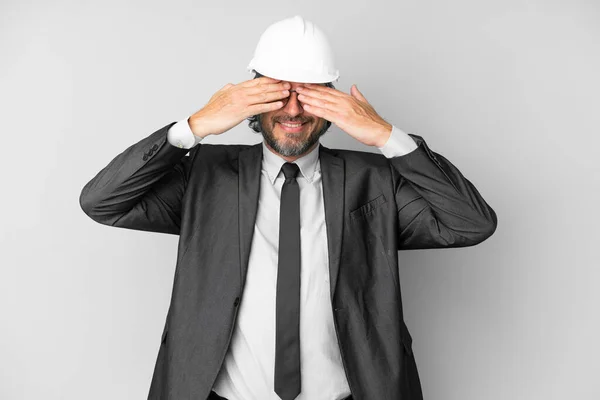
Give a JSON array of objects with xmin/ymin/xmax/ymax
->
[
  {"xmin": 345, "ymin": 201, "xmax": 396, "ymax": 292},
  {"xmin": 349, "ymin": 193, "xmax": 387, "ymax": 220}
]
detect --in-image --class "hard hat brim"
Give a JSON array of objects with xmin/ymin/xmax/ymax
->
[{"xmin": 247, "ymin": 63, "xmax": 339, "ymax": 84}]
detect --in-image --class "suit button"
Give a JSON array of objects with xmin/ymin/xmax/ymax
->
[
  {"xmin": 152, "ymin": 144, "xmax": 158, "ymax": 151},
  {"xmin": 143, "ymin": 154, "xmax": 148, "ymax": 161},
  {"xmin": 233, "ymin": 297, "xmax": 240, "ymax": 307}
]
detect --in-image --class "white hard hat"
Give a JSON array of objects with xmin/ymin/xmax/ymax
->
[{"xmin": 247, "ymin": 15, "xmax": 340, "ymax": 83}]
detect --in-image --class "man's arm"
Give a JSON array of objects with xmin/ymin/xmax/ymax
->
[
  {"xmin": 79, "ymin": 122, "xmax": 196, "ymax": 235},
  {"xmin": 386, "ymin": 133, "xmax": 497, "ymax": 250},
  {"xmin": 79, "ymin": 77, "xmax": 290, "ymax": 235},
  {"xmin": 295, "ymin": 83, "xmax": 497, "ymax": 250}
]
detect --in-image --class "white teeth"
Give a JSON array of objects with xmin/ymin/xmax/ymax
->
[{"xmin": 280, "ymin": 122, "xmax": 303, "ymax": 128}]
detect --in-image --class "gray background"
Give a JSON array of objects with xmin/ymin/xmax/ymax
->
[{"xmin": 1, "ymin": 0, "xmax": 599, "ymax": 399}]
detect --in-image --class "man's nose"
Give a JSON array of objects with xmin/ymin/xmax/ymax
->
[{"xmin": 281, "ymin": 90, "xmax": 304, "ymax": 117}]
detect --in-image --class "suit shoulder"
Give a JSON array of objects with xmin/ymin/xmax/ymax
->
[
  {"xmin": 321, "ymin": 146, "xmax": 389, "ymax": 168},
  {"xmin": 190, "ymin": 142, "xmax": 257, "ymax": 159}
]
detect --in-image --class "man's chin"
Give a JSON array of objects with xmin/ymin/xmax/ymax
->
[
  {"xmin": 271, "ymin": 127, "xmax": 311, "ymax": 144},
  {"xmin": 263, "ymin": 134, "xmax": 315, "ymax": 157},
  {"xmin": 260, "ymin": 120, "xmax": 324, "ymax": 157}
]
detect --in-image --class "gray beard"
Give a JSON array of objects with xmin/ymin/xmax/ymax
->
[{"xmin": 258, "ymin": 115, "xmax": 329, "ymax": 157}]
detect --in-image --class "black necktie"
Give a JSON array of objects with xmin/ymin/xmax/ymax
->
[{"xmin": 274, "ymin": 162, "xmax": 301, "ymax": 400}]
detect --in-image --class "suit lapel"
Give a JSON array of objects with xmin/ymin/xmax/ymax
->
[
  {"xmin": 319, "ymin": 145, "xmax": 345, "ymax": 300},
  {"xmin": 238, "ymin": 143, "xmax": 263, "ymax": 287}
]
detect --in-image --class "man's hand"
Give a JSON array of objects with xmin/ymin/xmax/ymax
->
[
  {"xmin": 295, "ymin": 84, "xmax": 393, "ymax": 147},
  {"xmin": 188, "ymin": 77, "xmax": 291, "ymax": 138}
]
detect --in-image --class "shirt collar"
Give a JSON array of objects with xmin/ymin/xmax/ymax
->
[{"xmin": 261, "ymin": 140, "xmax": 321, "ymax": 185}]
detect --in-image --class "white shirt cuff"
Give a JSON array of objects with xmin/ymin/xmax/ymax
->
[
  {"xmin": 377, "ymin": 125, "xmax": 418, "ymax": 158},
  {"xmin": 167, "ymin": 118, "xmax": 203, "ymax": 149}
]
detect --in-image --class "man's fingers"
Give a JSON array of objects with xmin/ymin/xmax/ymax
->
[
  {"xmin": 302, "ymin": 104, "xmax": 332, "ymax": 120},
  {"xmin": 296, "ymin": 86, "xmax": 342, "ymax": 103},
  {"xmin": 297, "ymin": 92, "xmax": 342, "ymax": 113},
  {"xmin": 246, "ymin": 89, "xmax": 290, "ymax": 105},
  {"xmin": 349, "ymin": 84, "xmax": 371, "ymax": 105},
  {"xmin": 241, "ymin": 76, "xmax": 282, "ymax": 87},
  {"xmin": 302, "ymin": 83, "xmax": 345, "ymax": 97},
  {"xmin": 246, "ymin": 100, "xmax": 284, "ymax": 115},
  {"xmin": 245, "ymin": 82, "xmax": 290, "ymax": 95}
]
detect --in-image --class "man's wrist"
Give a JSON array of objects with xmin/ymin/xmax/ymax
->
[
  {"xmin": 168, "ymin": 117, "xmax": 205, "ymax": 149},
  {"xmin": 373, "ymin": 122, "xmax": 393, "ymax": 148},
  {"xmin": 188, "ymin": 117, "xmax": 209, "ymax": 140},
  {"xmin": 377, "ymin": 125, "xmax": 419, "ymax": 158}
]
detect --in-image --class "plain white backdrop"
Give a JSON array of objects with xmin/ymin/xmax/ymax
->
[{"xmin": 1, "ymin": 0, "xmax": 599, "ymax": 399}]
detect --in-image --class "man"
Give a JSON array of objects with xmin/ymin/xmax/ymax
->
[{"xmin": 80, "ymin": 15, "xmax": 497, "ymax": 400}]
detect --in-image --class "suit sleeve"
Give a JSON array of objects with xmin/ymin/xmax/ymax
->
[
  {"xmin": 389, "ymin": 134, "xmax": 498, "ymax": 250},
  {"xmin": 79, "ymin": 122, "xmax": 196, "ymax": 235}
]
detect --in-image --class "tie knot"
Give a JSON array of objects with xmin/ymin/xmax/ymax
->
[{"xmin": 281, "ymin": 162, "xmax": 300, "ymax": 180}]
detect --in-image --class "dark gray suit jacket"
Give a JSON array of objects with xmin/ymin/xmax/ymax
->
[{"xmin": 79, "ymin": 121, "xmax": 497, "ymax": 400}]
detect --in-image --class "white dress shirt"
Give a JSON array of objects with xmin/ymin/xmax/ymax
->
[{"xmin": 167, "ymin": 119, "xmax": 417, "ymax": 400}]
